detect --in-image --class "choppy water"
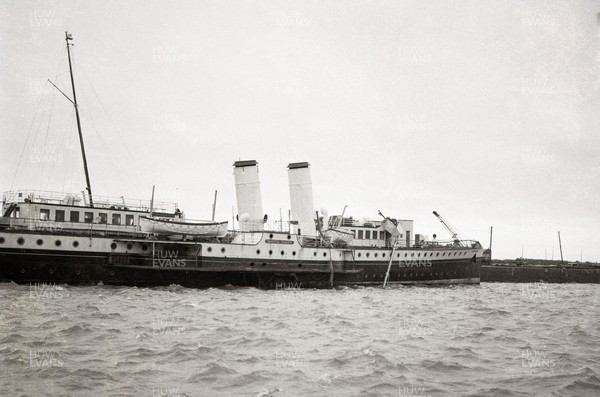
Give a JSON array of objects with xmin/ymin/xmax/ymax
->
[{"xmin": 0, "ymin": 282, "xmax": 598, "ymax": 397}]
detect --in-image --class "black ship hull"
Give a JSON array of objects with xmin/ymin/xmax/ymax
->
[{"xmin": 0, "ymin": 246, "xmax": 480, "ymax": 289}]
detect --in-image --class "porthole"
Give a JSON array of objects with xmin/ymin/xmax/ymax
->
[
  {"xmin": 73, "ymin": 241, "xmax": 79, "ymax": 248},
  {"xmin": 287, "ymin": 235, "xmax": 291, "ymax": 240},
  {"xmin": 404, "ymin": 253, "xmax": 408, "ymax": 257},
  {"xmin": 365, "ymin": 274, "xmax": 369, "ymax": 279},
  {"xmin": 374, "ymin": 253, "xmax": 378, "ymax": 258},
  {"xmin": 397, "ymin": 253, "xmax": 400, "ymax": 258},
  {"xmin": 207, "ymin": 247, "xmax": 212, "ymax": 252},
  {"xmin": 297, "ymin": 264, "xmax": 302, "ymax": 268},
  {"xmin": 55, "ymin": 240, "xmax": 61, "ymax": 247},
  {"xmin": 36, "ymin": 239, "xmax": 43, "ymax": 246},
  {"xmin": 280, "ymin": 250, "xmax": 285, "ymax": 255},
  {"xmin": 382, "ymin": 253, "xmax": 385, "ymax": 258},
  {"xmin": 48, "ymin": 269, "xmax": 54, "ymax": 275},
  {"xmin": 110, "ymin": 243, "xmax": 117, "ymax": 249},
  {"xmin": 436, "ymin": 253, "xmax": 439, "ymax": 257},
  {"xmin": 269, "ymin": 233, "xmax": 274, "ymax": 238},
  {"xmin": 269, "ymin": 250, "xmax": 273, "ymax": 255},
  {"xmin": 256, "ymin": 249, "xmax": 261, "ymax": 255},
  {"xmin": 358, "ymin": 253, "xmax": 362, "ymax": 258},
  {"xmin": 442, "ymin": 253, "xmax": 446, "ymax": 256},
  {"xmin": 0, "ymin": 237, "xmax": 4, "ymax": 244},
  {"xmin": 313, "ymin": 252, "xmax": 317, "ymax": 257},
  {"xmin": 75, "ymin": 270, "xmax": 81, "ymax": 275},
  {"xmin": 126, "ymin": 243, "xmax": 133, "ymax": 250},
  {"xmin": 142, "ymin": 244, "xmax": 148, "ymax": 251},
  {"xmin": 418, "ymin": 253, "xmax": 421, "ymax": 257},
  {"xmin": 366, "ymin": 253, "xmax": 370, "ymax": 258},
  {"xmin": 17, "ymin": 237, "xmax": 24, "ymax": 245},
  {"xmin": 109, "ymin": 271, "xmax": 114, "ymax": 276},
  {"xmin": 323, "ymin": 252, "xmax": 327, "ymax": 257},
  {"xmin": 221, "ymin": 247, "xmax": 226, "ymax": 253},
  {"xmin": 292, "ymin": 251, "xmax": 296, "ymax": 256},
  {"xmin": 411, "ymin": 253, "xmax": 414, "ymax": 257},
  {"xmin": 262, "ymin": 263, "xmax": 267, "ymax": 267},
  {"xmin": 250, "ymin": 263, "xmax": 255, "ymax": 267},
  {"xmin": 20, "ymin": 268, "xmax": 25, "ymax": 274}
]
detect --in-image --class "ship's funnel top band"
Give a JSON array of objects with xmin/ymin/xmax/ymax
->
[
  {"xmin": 233, "ymin": 160, "xmax": 258, "ymax": 168},
  {"xmin": 288, "ymin": 162, "xmax": 310, "ymax": 170}
]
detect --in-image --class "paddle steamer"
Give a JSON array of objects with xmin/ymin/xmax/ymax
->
[{"xmin": 0, "ymin": 33, "xmax": 485, "ymax": 288}]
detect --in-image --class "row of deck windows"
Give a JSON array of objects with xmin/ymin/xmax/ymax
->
[
  {"xmin": 37, "ymin": 208, "xmax": 135, "ymax": 225},
  {"xmin": 352, "ymin": 229, "xmax": 382, "ymax": 240},
  {"xmin": 349, "ymin": 229, "xmax": 405, "ymax": 240}
]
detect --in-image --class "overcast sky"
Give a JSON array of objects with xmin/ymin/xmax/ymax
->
[{"xmin": 1, "ymin": 0, "xmax": 599, "ymax": 261}]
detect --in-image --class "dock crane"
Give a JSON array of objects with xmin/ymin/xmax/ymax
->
[{"xmin": 432, "ymin": 211, "xmax": 463, "ymax": 247}]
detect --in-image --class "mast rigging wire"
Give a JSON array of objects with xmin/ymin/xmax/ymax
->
[
  {"xmin": 10, "ymin": 47, "xmax": 67, "ymax": 191},
  {"xmin": 76, "ymin": 51, "xmax": 151, "ymax": 189}
]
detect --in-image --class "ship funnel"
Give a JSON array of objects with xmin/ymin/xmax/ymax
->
[
  {"xmin": 287, "ymin": 162, "xmax": 317, "ymax": 236},
  {"xmin": 233, "ymin": 160, "xmax": 264, "ymax": 230}
]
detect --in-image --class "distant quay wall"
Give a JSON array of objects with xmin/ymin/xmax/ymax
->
[{"xmin": 482, "ymin": 265, "xmax": 600, "ymax": 283}]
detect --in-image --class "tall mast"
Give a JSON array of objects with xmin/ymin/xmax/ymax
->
[{"xmin": 65, "ymin": 31, "xmax": 94, "ymax": 208}]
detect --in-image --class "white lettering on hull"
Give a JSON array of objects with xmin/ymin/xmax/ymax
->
[{"xmin": 153, "ymin": 250, "xmax": 187, "ymax": 268}]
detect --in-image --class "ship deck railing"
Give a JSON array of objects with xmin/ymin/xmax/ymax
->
[
  {"xmin": 2, "ymin": 190, "xmax": 178, "ymax": 213},
  {"xmin": 410, "ymin": 239, "xmax": 482, "ymax": 249},
  {"xmin": 0, "ymin": 216, "xmax": 146, "ymax": 238}
]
